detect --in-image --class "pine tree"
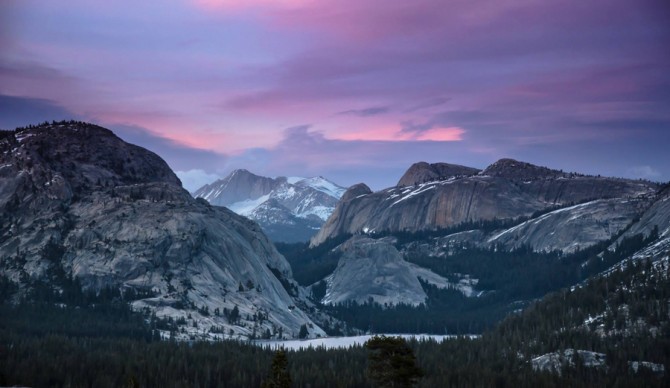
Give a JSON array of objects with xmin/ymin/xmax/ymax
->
[
  {"xmin": 298, "ymin": 324, "xmax": 308, "ymax": 339},
  {"xmin": 262, "ymin": 349, "xmax": 291, "ymax": 388},
  {"xmin": 365, "ymin": 335, "xmax": 423, "ymax": 387}
]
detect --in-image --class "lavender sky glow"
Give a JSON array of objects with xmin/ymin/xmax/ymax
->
[{"xmin": 1, "ymin": 0, "xmax": 669, "ymax": 191}]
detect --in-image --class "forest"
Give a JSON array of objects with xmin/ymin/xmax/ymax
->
[
  {"xmin": 1, "ymin": 251, "xmax": 669, "ymax": 386},
  {"xmin": 278, "ymin": 227, "xmax": 659, "ymax": 335},
  {"xmin": 1, "ymin": 200, "xmax": 667, "ymax": 386}
]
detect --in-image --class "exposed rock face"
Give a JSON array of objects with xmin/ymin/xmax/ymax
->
[
  {"xmin": 532, "ymin": 349, "xmax": 607, "ymax": 373},
  {"xmin": 311, "ymin": 159, "xmax": 657, "ymax": 247},
  {"xmin": 482, "ymin": 158, "xmax": 566, "ymax": 180},
  {"xmin": 194, "ymin": 171, "xmax": 345, "ymax": 242},
  {"xmin": 485, "ymin": 198, "xmax": 650, "ymax": 253},
  {"xmin": 340, "ymin": 183, "xmax": 372, "ymax": 202},
  {"xmin": 320, "ymin": 236, "xmax": 477, "ymax": 306},
  {"xmin": 620, "ymin": 185, "xmax": 670, "ymax": 241},
  {"xmin": 397, "ymin": 162, "xmax": 480, "ymax": 187},
  {"xmin": 0, "ymin": 122, "xmax": 323, "ymax": 339}
]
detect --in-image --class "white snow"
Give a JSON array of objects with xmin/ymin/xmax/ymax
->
[
  {"xmin": 286, "ymin": 176, "xmax": 306, "ymax": 184},
  {"xmin": 487, "ymin": 200, "xmax": 601, "ymax": 243},
  {"xmin": 15, "ymin": 133, "xmax": 35, "ymax": 142},
  {"xmin": 630, "ymin": 361, "xmax": 665, "ymax": 374},
  {"xmin": 295, "ymin": 176, "xmax": 346, "ymax": 198},
  {"xmin": 227, "ymin": 194, "xmax": 271, "ymax": 215},
  {"xmin": 253, "ymin": 334, "xmax": 475, "ymax": 350},
  {"xmin": 532, "ymin": 349, "xmax": 606, "ymax": 373},
  {"xmin": 296, "ymin": 205, "xmax": 335, "ymax": 221},
  {"xmin": 391, "ymin": 183, "xmax": 437, "ymax": 207}
]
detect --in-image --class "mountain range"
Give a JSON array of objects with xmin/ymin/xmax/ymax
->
[
  {"xmin": 299, "ymin": 159, "xmax": 667, "ymax": 315},
  {"xmin": 194, "ymin": 170, "xmax": 345, "ymax": 242},
  {"xmin": 2, "ymin": 121, "xmax": 669, "ymax": 346}
]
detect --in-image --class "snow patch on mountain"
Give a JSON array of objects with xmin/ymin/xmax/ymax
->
[
  {"xmin": 228, "ymin": 194, "xmax": 271, "ymax": 215},
  {"xmin": 194, "ymin": 170, "xmax": 345, "ymax": 242},
  {"xmin": 295, "ymin": 176, "xmax": 347, "ymax": 198}
]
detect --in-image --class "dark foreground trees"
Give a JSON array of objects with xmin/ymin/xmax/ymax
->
[
  {"xmin": 365, "ymin": 335, "xmax": 423, "ymax": 387},
  {"xmin": 262, "ymin": 349, "xmax": 292, "ymax": 388}
]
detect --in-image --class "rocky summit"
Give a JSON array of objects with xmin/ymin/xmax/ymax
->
[
  {"xmin": 397, "ymin": 162, "xmax": 481, "ymax": 187},
  {"xmin": 0, "ymin": 121, "xmax": 324, "ymax": 340},
  {"xmin": 194, "ymin": 170, "xmax": 345, "ymax": 242},
  {"xmin": 311, "ymin": 159, "xmax": 658, "ymax": 247}
]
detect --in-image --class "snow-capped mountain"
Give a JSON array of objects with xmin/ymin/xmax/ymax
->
[{"xmin": 194, "ymin": 170, "xmax": 345, "ymax": 242}]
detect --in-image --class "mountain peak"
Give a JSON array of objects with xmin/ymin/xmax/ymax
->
[
  {"xmin": 2, "ymin": 120, "xmax": 182, "ymax": 191},
  {"xmin": 227, "ymin": 168, "xmax": 262, "ymax": 179},
  {"xmin": 341, "ymin": 183, "xmax": 372, "ymax": 202},
  {"xmin": 397, "ymin": 161, "xmax": 480, "ymax": 186},
  {"xmin": 193, "ymin": 170, "xmax": 345, "ymax": 242},
  {"xmin": 481, "ymin": 158, "xmax": 566, "ymax": 180}
]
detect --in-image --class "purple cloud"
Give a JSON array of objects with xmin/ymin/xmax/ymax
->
[
  {"xmin": 337, "ymin": 106, "xmax": 389, "ymax": 117},
  {"xmin": 1, "ymin": 0, "xmax": 668, "ymax": 188}
]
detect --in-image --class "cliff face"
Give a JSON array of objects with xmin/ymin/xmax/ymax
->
[
  {"xmin": 0, "ymin": 122, "xmax": 323, "ymax": 339},
  {"xmin": 311, "ymin": 159, "xmax": 657, "ymax": 247}
]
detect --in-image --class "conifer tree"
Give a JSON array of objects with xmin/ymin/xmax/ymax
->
[
  {"xmin": 365, "ymin": 335, "xmax": 423, "ymax": 387},
  {"xmin": 262, "ymin": 349, "xmax": 291, "ymax": 388}
]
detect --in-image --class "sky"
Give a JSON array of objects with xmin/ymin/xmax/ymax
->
[{"xmin": 1, "ymin": 0, "xmax": 669, "ymax": 191}]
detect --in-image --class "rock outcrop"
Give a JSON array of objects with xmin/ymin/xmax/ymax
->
[
  {"xmin": 397, "ymin": 162, "xmax": 480, "ymax": 187},
  {"xmin": 413, "ymin": 197, "xmax": 651, "ymax": 254},
  {"xmin": 0, "ymin": 121, "xmax": 323, "ymax": 339},
  {"xmin": 320, "ymin": 236, "xmax": 476, "ymax": 306}
]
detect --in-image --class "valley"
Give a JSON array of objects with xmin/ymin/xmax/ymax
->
[{"xmin": 1, "ymin": 122, "xmax": 669, "ymax": 386}]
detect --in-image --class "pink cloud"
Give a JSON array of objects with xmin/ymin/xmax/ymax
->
[
  {"xmin": 336, "ymin": 124, "xmax": 464, "ymax": 142},
  {"xmin": 414, "ymin": 127, "xmax": 465, "ymax": 142},
  {"xmin": 193, "ymin": 0, "xmax": 313, "ymax": 13}
]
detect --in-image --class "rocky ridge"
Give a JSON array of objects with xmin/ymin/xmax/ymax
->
[
  {"xmin": 311, "ymin": 159, "xmax": 658, "ymax": 247},
  {"xmin": 397, "ymin": 162, "xmax": 481, "ymax": 187}
]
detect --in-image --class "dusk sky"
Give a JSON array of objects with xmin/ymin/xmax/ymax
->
[{"xmin": 1, "ymin": 0, "xmax": 669, "ymax": 191}]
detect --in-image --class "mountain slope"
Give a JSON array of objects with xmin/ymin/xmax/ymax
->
[
  {"xmin": 194, "ymin": 170, "xmax": 345, "ymax": 242},
  {"xmin": 318, "ymin": 236, "xmax": 476, "ymax": 307},
  {"xmin": 0, "ymin": 121, "xmax": 323, "ymax": 339},
  {"xmin": 311, "ymin": 159, "xmax": 657, "ymax": 246},
  {"xmin": 491, "ymin": 232, "xmax": 670, "ymax": 377},
  {"xmin": 397, "ymin": 161, "xmax": 480, "ymax": 186}
]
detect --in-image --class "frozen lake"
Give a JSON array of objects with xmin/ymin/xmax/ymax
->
[{"xmin": 253, "ymin": 334, "xmax": 477, "ymax": 350}]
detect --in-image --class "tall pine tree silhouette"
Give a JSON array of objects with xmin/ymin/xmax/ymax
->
[
  {"xmin": 365, "ymin": 335, "xmax": 423, "ymax": 387},
  {"xmin": 262, "ymin": 348, "xmax": 291, "ymax": 388}
]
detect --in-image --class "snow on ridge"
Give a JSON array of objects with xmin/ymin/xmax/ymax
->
[
  {"xmin": 286, "ymin": 176, "xmax": 305, "ymax": 184},
  {"xmin": 487, "ymin": 199, "xmax": 603, "ymax": 243},
  {"xmin": 391, "ymin": 183, "xmax": 437, "ymax": 207},
  {"xmin": 296, "ymin": 205, "xmax": 335, "ymax": 221},
  {"xmin": 295, "ymin": 176, "xmax": 346, "ymax": 198},
  {"xmin": 228, "ymin": 194, "xmax": 271, "ymax": 215}
]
